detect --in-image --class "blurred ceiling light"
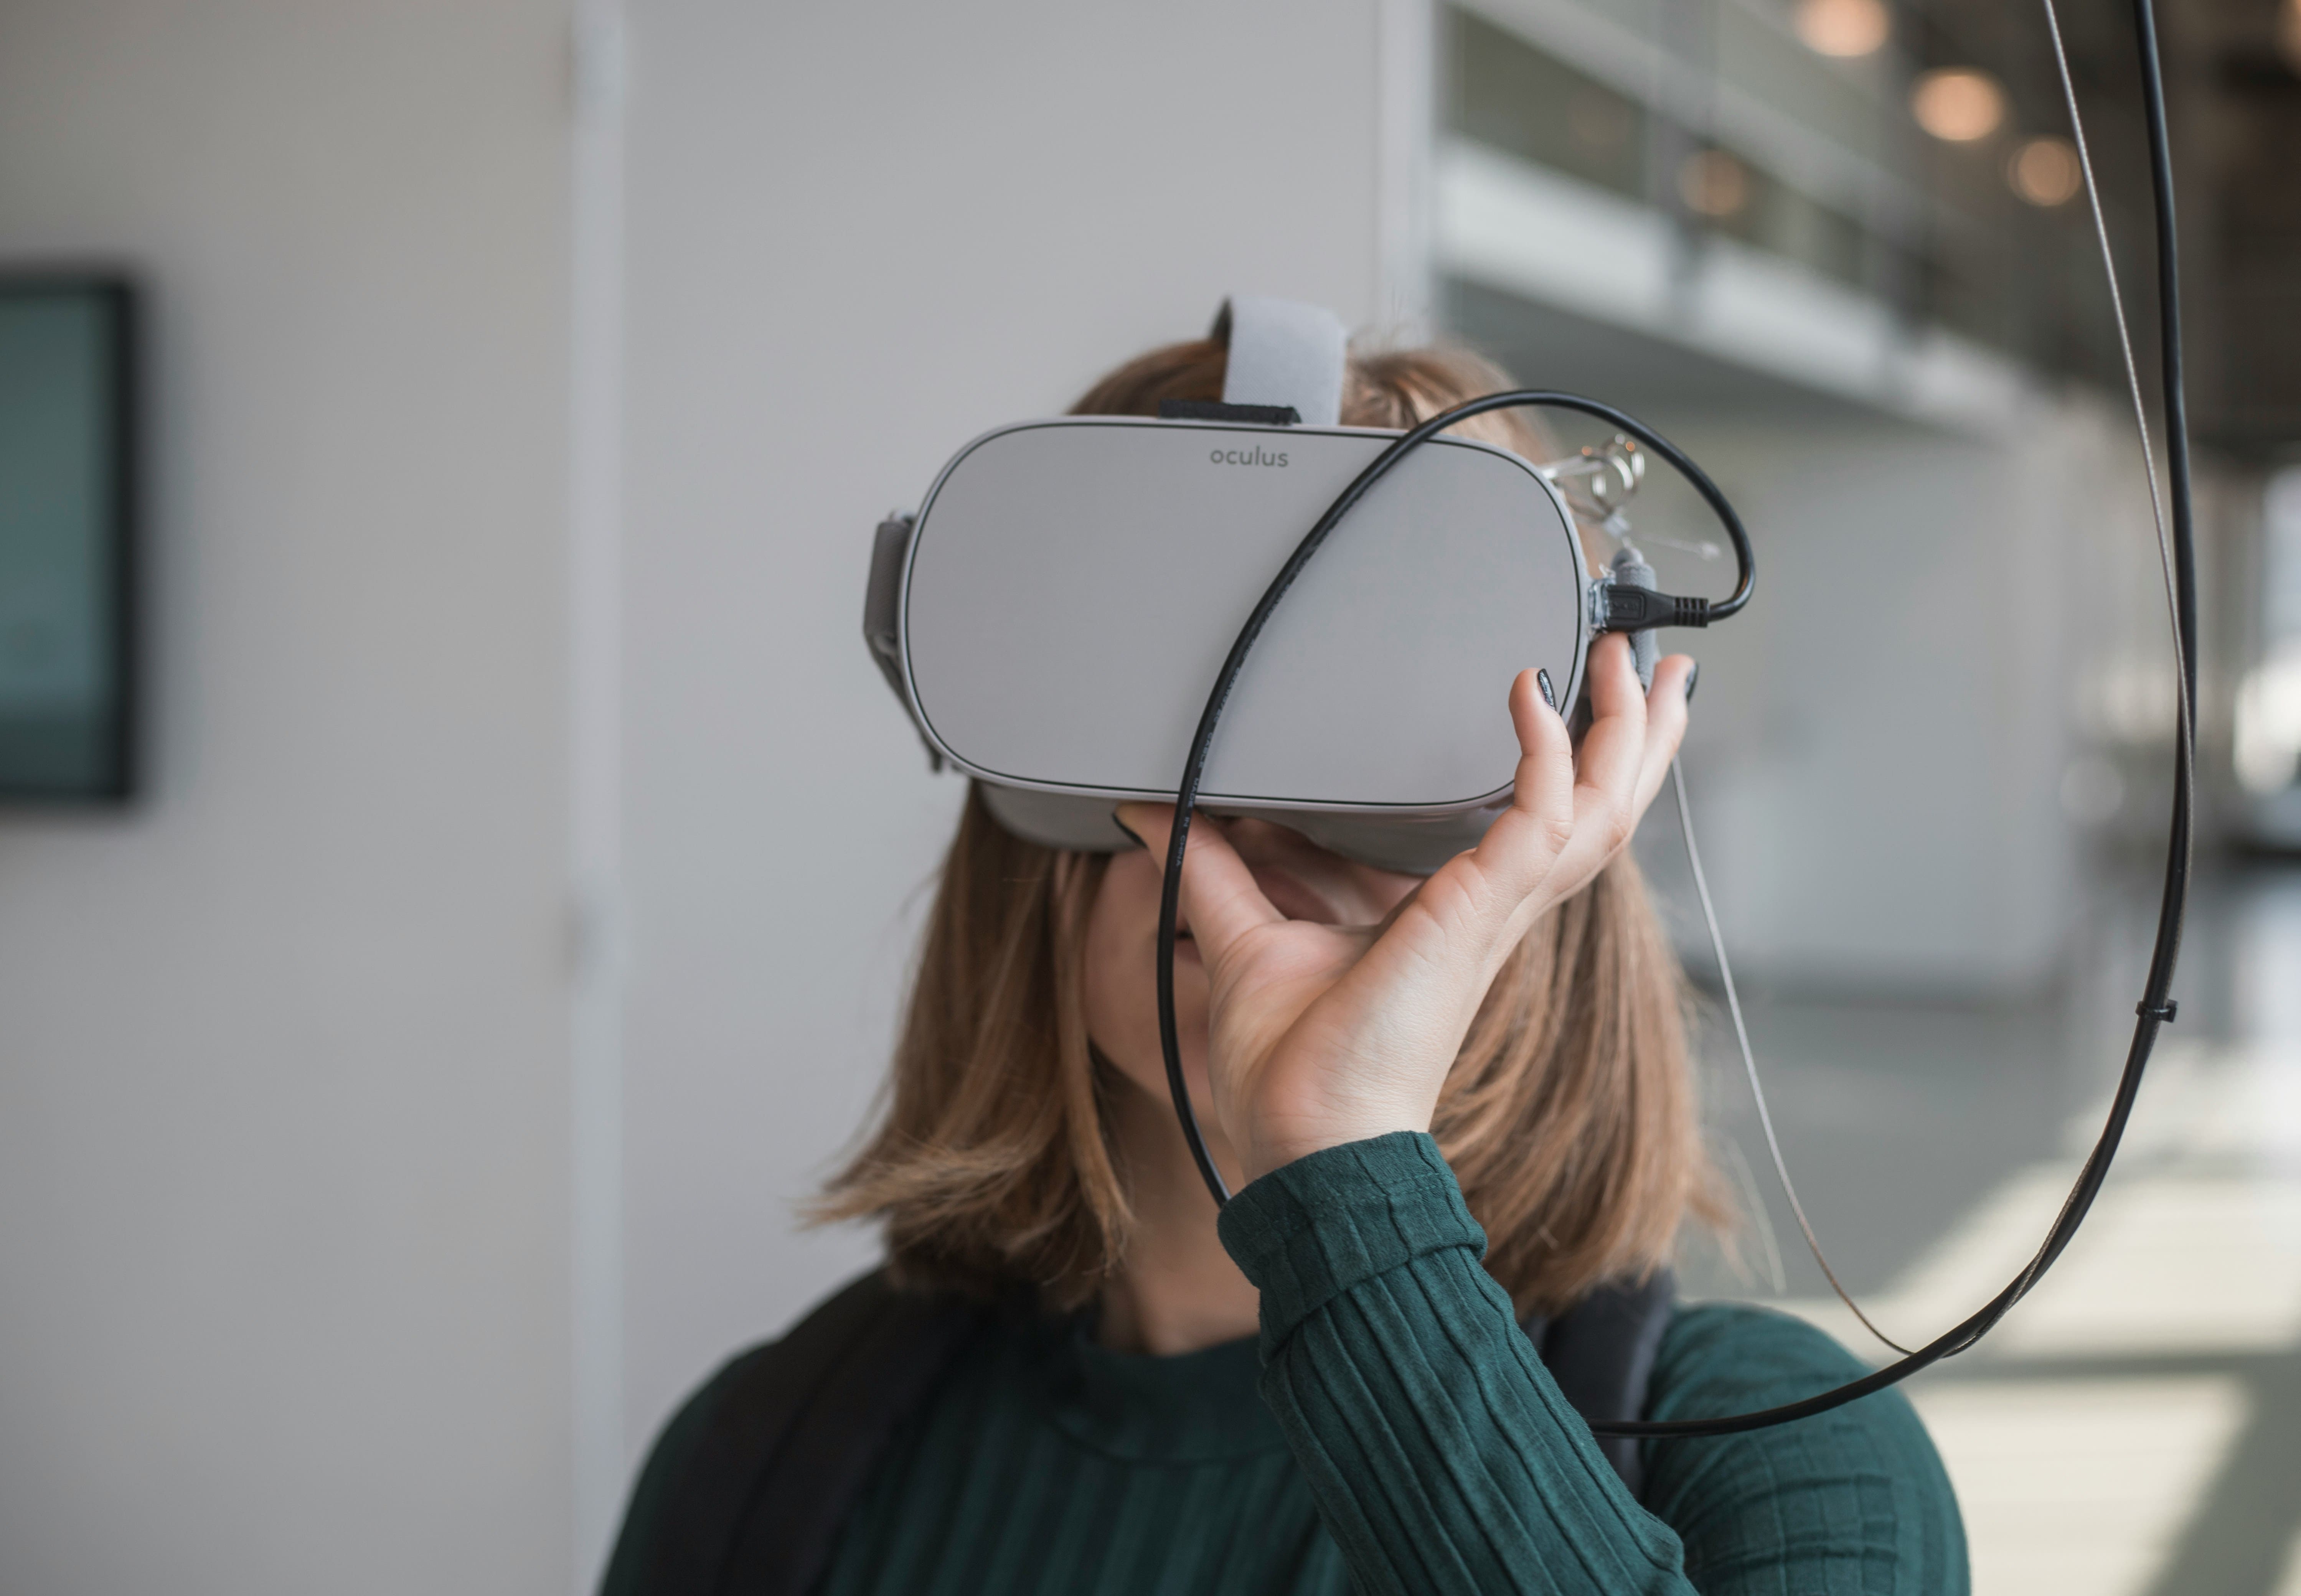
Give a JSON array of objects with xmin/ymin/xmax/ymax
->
[
  {"xmin": 1795, "ymin": 0, "xmax": 1891, "ymax": 58},
  {"xmin": 1913, "ymin": 68, "xmax": 2007, "ymax": 142},
  {"xmin": 1678, "ymin": 149, "xmax": 1751, "ymax": 218},
  {"xmin": 2010, "ymin": 136, "xmax": 2082, "ymax": 205}
]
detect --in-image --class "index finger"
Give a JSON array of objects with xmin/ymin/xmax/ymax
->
[
  {"xmin": 1532, "ymin": 635, "xmax": 1659, "ymax": 893},
  {"xmin": 1570, "ymin": 633, "xmax": 1653, "ymax": 811}
]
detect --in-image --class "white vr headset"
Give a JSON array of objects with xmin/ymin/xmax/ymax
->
[
  {"xmin": 832, "ymin": 0, "xmax": 2212, "ymax": 1446},
  {"xmin": 862, "ymin": 296, "xmax": 1737, "ymax": 874}
]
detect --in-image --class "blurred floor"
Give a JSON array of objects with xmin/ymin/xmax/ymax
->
[{"xmin": 1677, "ymin": 855, "xmax": 2301, "ymax": 1596}]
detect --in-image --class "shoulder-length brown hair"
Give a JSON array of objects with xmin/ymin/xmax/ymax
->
[{"xmin": 815, "ymin": 336, "xmax": 1724, "ymax": 1317}]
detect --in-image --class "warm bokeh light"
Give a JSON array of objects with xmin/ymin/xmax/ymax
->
[
  {"xmin": 2009, "ymin": 136, "xmax": 2082, "ymax": 205},
  {"xmin": 1912, "ymin": 68, "xmax": 2007, "ymax": 142},
  {"xmin": 1678, "ymin": 149, "xmax": 1752, "ymax": 218},
  {"xmin": 2280, "ymin": 0, "xmax": 2301, "ymax": 74},
  {"xmin": 1794, "ymin": 0, "xmax": 1891, "ymax": 58}
]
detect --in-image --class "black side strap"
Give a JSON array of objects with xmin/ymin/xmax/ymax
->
[
  {"xmin": 1535, "ymin": 1269, "xmax": 1676, "ymax": 1498},
  {"xmin": 1156, "ymin": 398, "xmax": 1302, "ymax": 426},
  {"xmin": 632, "ymin": 1270, "xmax": 982, "ymax": 1596}
]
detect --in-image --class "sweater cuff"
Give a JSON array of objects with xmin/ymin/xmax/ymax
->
[{"xmin": 1216, "ymin": 1132, "xmax": 1487, "ymax": 1356}]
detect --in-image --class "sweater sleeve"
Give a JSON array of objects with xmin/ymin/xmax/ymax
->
[{"xmin": 1216, "ymin": 1133, "xmax": 1966, "ymax": 1596}]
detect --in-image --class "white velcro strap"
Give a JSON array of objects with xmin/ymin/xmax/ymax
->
[{"xmin": 1214, "ymin": 296, "xmax": 1348, "ymax": 427}]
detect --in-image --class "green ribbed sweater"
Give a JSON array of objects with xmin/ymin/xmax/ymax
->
[{"xmin": 625, "ymin": 1133, "xmax": 1967, "ymax": 1595}]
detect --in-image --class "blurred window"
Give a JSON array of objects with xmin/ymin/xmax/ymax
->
[
  {"xmin": 1439, "ymin": 2, "xmax": 2125, "ymax": 381},
  {"xmin": 1447, "ymin": 11, "xmax": 1649, "ymax": 204},
  {"xmin": 2236, "ymin": 470, "xmax": 2301, "ymax": 796}
]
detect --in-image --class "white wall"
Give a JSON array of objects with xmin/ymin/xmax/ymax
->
[
  {"xmin": 612, "ymin": 0, "xmax": 1414, "ymax": 1505},
  {"xmin": 0, "ymin": 0, "xmax": 1435, "ymax": 1586},
  {"xmin": 0, "ymin": 4, "xmax": 574, "ymax": 1593},
  {"xmin": 1629, "ymin": 403, "xmax": 2138, "ymax": 995},
  {"xmin": 0, "ymin": 2, "xmax": 2137, "ymax": 1591}
]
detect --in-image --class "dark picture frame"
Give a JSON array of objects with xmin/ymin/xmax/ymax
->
[{"xmin": 0, "ymin": 273, "xmax": 137, "ymax": 802}]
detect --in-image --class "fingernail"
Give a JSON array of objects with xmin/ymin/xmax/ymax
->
[
  {"xmin": 1536, "ymin": 669, "xmax": 1557, "ymax": 711},
  {"xmin": 1683, "ymin": 662, "xmax": 1700, "ymax": 705},
  {"xmin": 1111, "ymin": 814, "xmax": 1146, "ymax": 849}
]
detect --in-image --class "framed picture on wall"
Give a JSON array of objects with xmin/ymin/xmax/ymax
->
[{"xmin": 0, "ymin": 274, "xmax": 136, "ymax": 802}]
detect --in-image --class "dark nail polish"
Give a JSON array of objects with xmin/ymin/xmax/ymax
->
[
  {"xmin": 1536, "ymin": 669, "xmax": 1557, "ymax": 711},
  {"xmin": 1111, "ymin": 815, "xmax": 1146, "ymax": 849},
  {"xmin": 1683, "ymin": 662, "xmax": 1700, "ymax": 705}
]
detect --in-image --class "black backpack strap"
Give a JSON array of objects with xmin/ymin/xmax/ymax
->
[
  {"xmin": 615, "ymin": 1268, "xmax": 981, "ymax": 1596},
  {"xmin": 1523, "ymin": 1269, "xmax": 1676, "ymax": 1499},
  {"xmin": 611, "ymin": 1263, "xmax": 1675, "ymax": 1596}
]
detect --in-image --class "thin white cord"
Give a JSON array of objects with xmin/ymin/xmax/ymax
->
[
  {"xmin": 1672, "ymin": 5, "xmax": 2188, "ymax": 1366},
  {"xmin": 1672, "ymin": 756, "xmax": 1914, "ymax": 1355},
  {"xmin": 1979, "ymin": 0, "xmax": 2199, "ymax": 1349},
  {"xmin": 2040, "ymin": 0, "xmax": 2191, "ymax": 730}
]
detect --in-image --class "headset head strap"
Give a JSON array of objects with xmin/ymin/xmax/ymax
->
[{"xmin": 1211, "ymin": 295, "xmax": 1348, "ymax": 427}]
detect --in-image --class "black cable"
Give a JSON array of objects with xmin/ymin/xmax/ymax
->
[
  {"xmin": 2132, "ymin": 0, "xmax": 2200, "ymax": 1058},
  {"xmin": 2135, "ymin": 0, "xmax": 2199, "ymax": 722},
  {"xmin": 1156, "ymin": 394, "xmax": 1754, "ymax": 1209},
  {"xmin": 1156, "ymin": 0, "xmax": 2194, "ymax": 1438}
]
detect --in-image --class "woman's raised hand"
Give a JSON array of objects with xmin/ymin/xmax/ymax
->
[{"xmin": 1116, "ymin": 635, "xmax": 1692, "ymax": 1185}]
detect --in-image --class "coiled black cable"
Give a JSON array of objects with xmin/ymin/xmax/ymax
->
[
  {"xmin": 1153, "ymin": 0, "xmax": 2196, "ymax": 1438},
  {"xmin": 1155, "ymin": 395, "xmax": 1752, "ymax": 1210}
]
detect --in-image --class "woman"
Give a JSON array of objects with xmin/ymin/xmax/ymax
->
[{"xmin": 605, "ymin": 338, "xmax": 1966, "ymax": 1594}]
